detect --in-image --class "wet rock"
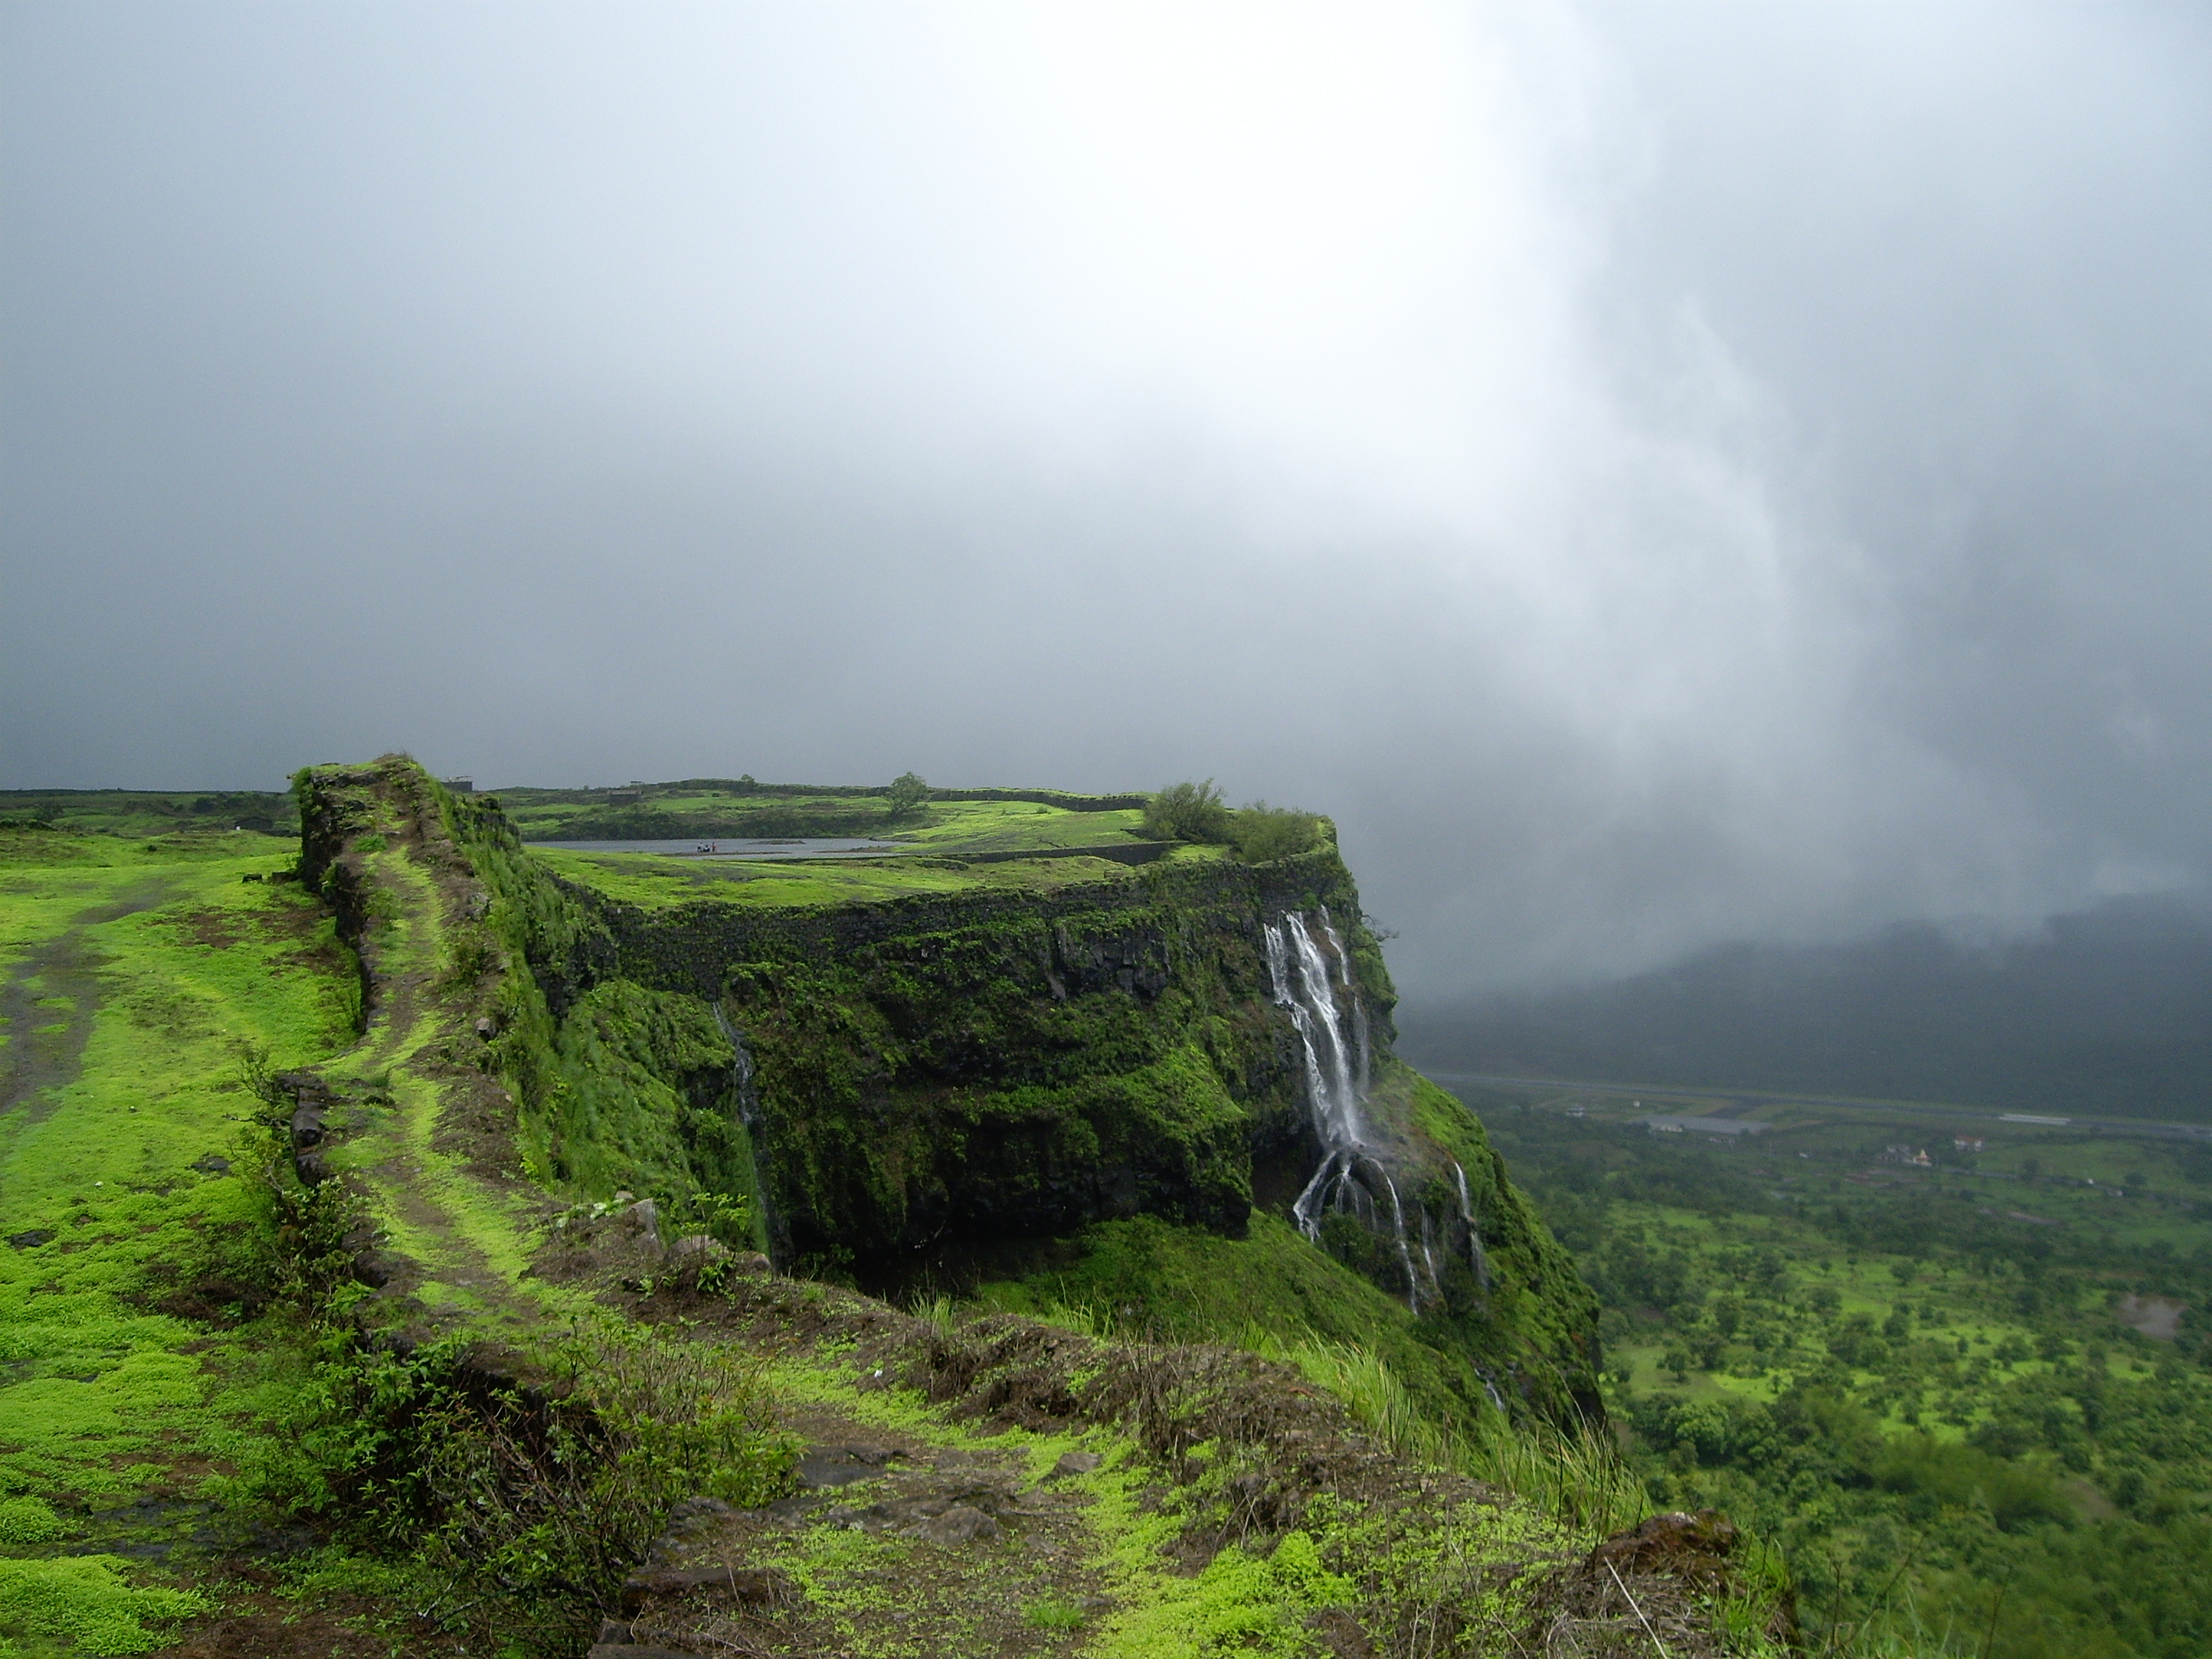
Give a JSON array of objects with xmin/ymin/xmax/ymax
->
[
  {"xmin": 190, "ymin": 1154, "xmax": 231, "ymax": 1176},
  {"xmin": 1049, "ymin": 1451, "xmax": 1103, "ymax": 1478},
  {"xmin": 667, "ymin": 1233, "xmax": 728, "ymax": 1262},
  {"xmin": 913, "ymin": 1503, "xmax": 999, "ymax": 1545},
  {"xmin": 594, "ymin": 1620, "xmax": 634, "ymax": 1644},
  {"xmin": 753, "ymin": 1491, "xmax": 825, "ymax": 1524},
  {"xmin": 7, "ymin": 1229, "xmax": 55, "ymax": 1250}
]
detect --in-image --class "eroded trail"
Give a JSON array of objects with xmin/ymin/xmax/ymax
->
[
  {"xmin": 616, "ymin": 1400, "xmax": 1115, "ymax": 1659},
  {"xmin": 284, "ymin": 763, "xmax": 569, "ymax": 1334}
]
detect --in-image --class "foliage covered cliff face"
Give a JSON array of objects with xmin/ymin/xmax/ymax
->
[{"xmin": 412, "ymin": 772, "xmax": 1602, "ymax": 1429}]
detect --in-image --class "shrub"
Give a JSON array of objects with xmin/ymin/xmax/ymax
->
[
  {"xmin": 1228, "ymin": 803, "xmax": 1323, "ymax": 863},
  {"xmin": 1144, "ymin": 780, "xmax": 1233, "ymax": 844},
  {"xmin": 1144, "ymin": 784, "xmax": 1328, "ymax": 862},
  {"xmin": 251, "ymin": 1324, "xmax": 799, "ymax": 1654},
  {"xmin": 886, "ymin": 771, "xmax": 931, "ymax": 815},
  {"xmin": 0, "ymin": 1557, "xmax": 206, "ymax": 1656}
]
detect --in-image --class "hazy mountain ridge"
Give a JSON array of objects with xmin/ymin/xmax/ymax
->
[{"xmin": 1398, "ymin": 896, "xmax": 2212, "ymax": 1123}]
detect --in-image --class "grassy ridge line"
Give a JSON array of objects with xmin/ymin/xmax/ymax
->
[
  {"xmin": 273, "ymin": 762, "xmax": 1787, "ymax": 1653},
  {"xmin": 287, "ymin": 760, "xmax": 595, "ymax": 1336}
]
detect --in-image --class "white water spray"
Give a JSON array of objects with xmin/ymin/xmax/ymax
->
[
  {"xmin": 1452, "ymin": 1159, "xmax": 1491, "ymax": 1291},
  {"xmin": 1269, "ymin": 910, "xmax": 1432, "ymax": 1310}
]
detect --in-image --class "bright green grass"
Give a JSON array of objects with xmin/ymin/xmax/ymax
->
[
  {"xmin": 888, "ymin": 801, "xmax": 1151, "ymax": 853},
  {"xmin": 0, "ymin": 837, "xmax": 359, "ymax": 1647},
  {"xmin": 973, "ymin": 1210, "xmax": 1491, "ymax": 1435},
  {"xmin": 511, "ymin": 790, "xmax": 1152, "ymax": 853},
  {"xmin": 0, "ymin": 793, "xmax": 297, "ymax": 842},
  {"xmin": 753, "ymin": 1331, "xmax": 1578, "ymax": 1659},
  {"xmin": 297, "ymin": 824, "xmax": 598, "ymax": 1333},
  {"xmin": 527, "ymin": 846, "xmax": 1161, "ymax": 912},
  {"xmin": 0, "ymin": 841, "xmax": 352, "ymax": 1498}
]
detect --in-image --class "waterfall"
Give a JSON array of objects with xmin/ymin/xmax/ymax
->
[
  {"xmin": 1316, "ymin": 907, "xmax": 1372, "ymax": 1095},
  {"xmin": 1473, "ymin": 1365, "xmax": 1509, "ymax": 1416},
  {"xmin": 713, "ymin": 1002, "xmax": 783, "ymax": 1267},
  {"xmin": 1452, "ymin": 1160, "xmax": 1491, "ymax": 1291},
  {"xmin": 1269, "ymin": 909, "xmax": 1429, "ymax": 1311}
]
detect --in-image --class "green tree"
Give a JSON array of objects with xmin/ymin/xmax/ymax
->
[
  {"xmin": 1228, "ymin": 802, "xmax": 1326, "ymax": 863},
  {"xmin": 886, "ymin": 772, "xmax": 930, "ymax": 816},
  {"xmin": 1143, "ymin": 780, "xmax": 1233, "ymax": 843}
]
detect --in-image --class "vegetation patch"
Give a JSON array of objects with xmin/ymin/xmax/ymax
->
[{"xmin": 1473, "ymin": 1082, "xmax": 2212, "ymax": 1657}]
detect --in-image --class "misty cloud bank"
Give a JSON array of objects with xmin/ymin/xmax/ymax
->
[{"xmin": 5, "ymin": 2, "xmax": 2209, "ymax": 997}]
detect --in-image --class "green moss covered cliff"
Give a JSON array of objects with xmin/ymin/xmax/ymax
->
[{"xmin": 385, "ymin": 770, "xmax": 1603, "ymax": 1430}]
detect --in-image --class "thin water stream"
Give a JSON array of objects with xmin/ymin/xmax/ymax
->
[{"xmin": 712, "ymin": 1003, "xmax": 783, "ymax": 1266}]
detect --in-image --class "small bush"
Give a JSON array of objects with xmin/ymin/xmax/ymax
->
[
  {"xmin": 1025, "ymin": 1593, "xmax": 1088, "ymax": 1631},
  {"xmin": 1143, "ymin": 781, "xmax": 1233, "ymax": 844},
  {"xmin": 248, "ymin": 1323, "xmax": 799, "ymax": 1654},
  {"xmin": 886, "ymin": 771, "xmax": 931, "ymax": 815},
  {"xmin": 1144, "ymin": 783, "xmax": 1326, "ymax": 862},
  {"xmin": 0, "ymin": 1495, "xmax": 63, "ymax": 1545},
  {"xmin": 658, "ymin": 1187, "xmax": 755, "ymax": 1254},
  {"xmin": 1228, "ymin": 803, "xmax": 1324, "ymax": 863}
]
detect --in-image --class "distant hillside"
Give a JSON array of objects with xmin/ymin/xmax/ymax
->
[{"xmin": 1397, "ymin": 896, "xmax": 2212, "ymax": 1123}]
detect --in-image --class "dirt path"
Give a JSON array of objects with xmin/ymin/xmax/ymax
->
[{"xmin": 613, "ymin": 1387, "xmax": 1115, "ymax": 1659}]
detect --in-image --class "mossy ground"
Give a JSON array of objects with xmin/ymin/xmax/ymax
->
[
  {"xmin": 0, "ymin": 830, "xmax": 356, "ymax": 1653},
  {"xmin": 528, "ymin": 844, "xmax": 1199, "ymax": 913},
  {"xmin": 498, "ymin": 788, "xmax": 1153, "ymax": 855},
  {"xmin": 602, "ymin": 1264, "xmax": 1673, "ymax": 1659}
]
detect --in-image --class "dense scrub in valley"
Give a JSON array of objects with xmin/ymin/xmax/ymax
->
[{"xmin": 1470, "ymin": 1089, "xmax": 2212, "ymax": 1659}]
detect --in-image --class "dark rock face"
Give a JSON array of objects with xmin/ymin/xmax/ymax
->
[
  {"xmin": 560, "ymin": 851, "xmax": 1381, "ymax": 1274},
  {"xmin": 426, "ymin": 780, "xmax": 1601, "ymax": 1426}
]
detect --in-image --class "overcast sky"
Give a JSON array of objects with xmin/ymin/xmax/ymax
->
[{"xmin": 5, "ymin": 2, "xmax": 2209, "ymax": 997}]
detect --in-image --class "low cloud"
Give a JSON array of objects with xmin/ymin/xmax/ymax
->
[{"xmin": 5, "ymin": 1, "xmax": 2208, "ymax": 994}]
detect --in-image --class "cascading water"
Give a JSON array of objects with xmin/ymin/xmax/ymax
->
[
  {"xmin": 1452, "ymin": 1160, "xmax": 1491, "ymax": 1292},
  {"xmin": 1314, "ymin": 907, "xmax": 1372, "ymax": 1097},
  {"xmin": 1267, "ymin": 909, "xmax": 1432, "ymax": 1310}
]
